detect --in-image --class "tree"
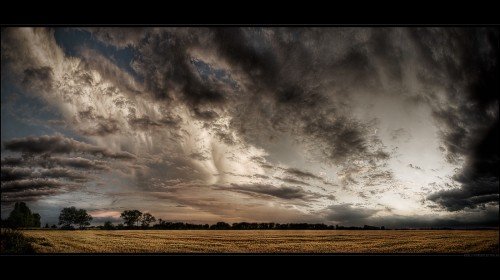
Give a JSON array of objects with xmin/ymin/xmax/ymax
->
[
  {"xmin": 75, "ymin": 209, "xmax": 92, "ymax": 229},
  {"xmin": 51, "ymin": 224, "xmax": 57, "ymax": 229},
  {"xmin": 6, "ymin": 202, "xmax": 41, "ymax": 228},
  {"xmin": 140, "ymin": 213, "xmax": 156, "ymax": 228},
  {"xmin": 58, "ymin": 207, "xmax": 93, "ymax": 229},
  {"xmin": 44, "ymin": 223, "xmax": 50, "ymax": 229},
  {"xmin": 103, "ymin": 221, "xmax": 115, "ymax": 230},
  {"xmin": 32, "ymin": 213, "xmax": 41, "ymax": 228},
  {"xmin": 120, "ymin": 210, "xmax": 142, "ymax": 227},
  {"xmin": 59, "ymin": 207, "xmax": 76, "ymax": 229}
]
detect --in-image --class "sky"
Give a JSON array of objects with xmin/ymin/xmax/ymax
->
[{"xmin": 1, "ymin": 27, "xmax": 498, "ymax": 228}]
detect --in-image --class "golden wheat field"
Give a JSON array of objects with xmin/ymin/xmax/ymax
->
[{"xmin": 21, "ymin": 230, "xmax": 499, "ymax": 254}]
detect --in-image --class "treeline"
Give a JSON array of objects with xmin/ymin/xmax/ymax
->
[
  {"xmin": 107, "ymin": 209, "xmax": 387, "ymax": 230},
  {"xmin": 97, "ymin": 221, "xmax": 387, "ymax": 230},
  {"xmin": 1, "ymin": 203, "xmax": 388, "ymax": 230},
  {"xmin": 100, "ymin": 221, "xmax": 339, "ymax": 230}
]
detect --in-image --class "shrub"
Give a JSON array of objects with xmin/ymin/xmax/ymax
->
[{"xmin": 0, "ymin": 229, "xmax": 35, "ymax": 254}]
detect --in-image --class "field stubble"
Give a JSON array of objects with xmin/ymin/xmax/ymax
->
[{"xmin": 21, "ymin": 229, "xmax": 499, "ymax": 254}]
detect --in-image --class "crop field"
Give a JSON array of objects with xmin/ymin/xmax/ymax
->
[{"xmin": 19, "ymin": 230, "xmax": 499, "ymax": 254}]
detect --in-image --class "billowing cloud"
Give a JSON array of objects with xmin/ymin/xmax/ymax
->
[
  {"xmin": 1, "ymin": 156, "xmax": 108, "ymax": 170},
  {"xmin": 44, "ymin": 157, "xmax": 109, "ymax": 170},
  {"xmin": 2, "ymin": 178, "xmax": 68, "ymax": 192},
  {"xmin": 428, "ymin": 178, "xmax": 499, "ymax": 211},
  {"xmin": 1, "ymin": 134, "xmax": 135, "ymax": 203},
  {"xmin": 428, "ymin": 120, "xmax": 499, "ymax": 211},
  {"xmin": 1, "ymin": 166, "xmax": 89, "ymax": 181},
  {"xmin": 4, "ymin": 134, "xmax": 136, "ymax": 160},
  {"xmin": 228, "ymin": 183, "xmax": 321, "ymax": 201}
]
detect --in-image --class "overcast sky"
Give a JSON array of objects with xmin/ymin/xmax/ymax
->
[{"xmin": 1, "ymin": 27, "xmax": 498, "ymax": 227}]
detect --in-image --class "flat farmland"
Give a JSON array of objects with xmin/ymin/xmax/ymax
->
[{"xmin": 21, "ymin": 230, "xmax": 499, "ymax": 254}]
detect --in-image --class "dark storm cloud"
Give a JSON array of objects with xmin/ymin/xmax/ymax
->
[
  {"xmin": 283, "ymin": 168, "xmax": 321, "ymax": 180},
  {"xmin": 1, "ymin": 134, "xmax": 133, "ymax": 203},
  {"xmin": 411, "ymin": 28, "xmax": 499, "ymax": 211},
  {"xmin": 3, "ymin": 134, "xmax": 136, "ymax": 160},
  {"xmin": 321, "ymin": 205, "xmax": 498, "ymax": 228},
  {"xmin": 369, "ymin": 207, "xmax": 499, "ymax": 228},
  {"xmin": 228, "ymin": 183, "xmax": 319, "ymax": 201},
  {"xmin": 211, "ymin": 28, "xmax": 281, "ymax": 93},
  {"xmin": 323, "ymin": 204, "xmax": 379, "ymax": 224},
  {"xmin": 4, "ymin": 135, "xmax": 80, "ymax": 154},
  {"xmin": 129, "ymin": 29, "xmax": 230, "ymax": 107},
  {"xmin": 1, "ymin": 157, "xmax": 24, "ymax": 166},
  {"xmin": 1, "ymin": 189, "xmax": 69, "ymax": 203},
  {"xmin": 428, "ymin": 177, "xmax": 499, "ymax": 211},
  {"xmin": 302, "ymin": 117, "xmax": 390, "ymax": 178},
  {"xmin": 1, "ymin": 156, "xmax": 108, "ymax": 171},
  {"xmin": 428, "ymin": 121, "xmax": 499, "ymax": 211},
  {"xmin": 1, "ymin": 167, "xmax": 33, "ymax": 181},
  {"xmin": 0, "ymin": 155, "xmax": 99, "ymax": 203},
  {"xmin": 302, "ymin": 116, "xmax": 369, "ymax": 162},
  {"xmin": 1, "ymin": 178, "xmax": 67, "ymax": 192},
  {"xmin": 1, "ymin": 167, "xmax": 89, "ymax": 182}
]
